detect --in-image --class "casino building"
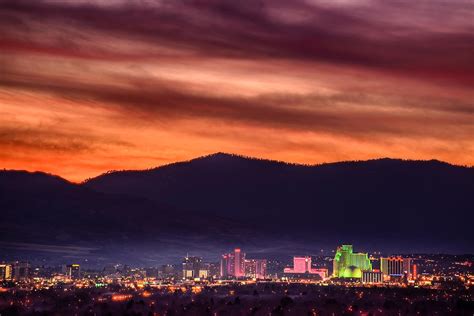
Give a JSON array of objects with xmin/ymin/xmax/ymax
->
[
  {"xmin": 333, "ymin": 245, "xmax": 372, "ymax": 279},
  {"xmin": 284, "ymin": 256, "xmax": 328, "ymax": 279}
]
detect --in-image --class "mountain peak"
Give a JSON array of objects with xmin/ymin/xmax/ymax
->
[
  {"xmin": 186, "ymin": 152, "xmax": 260, "ymax": 168},
  {"xmin": 196, "ymin": 152, "xmax": 237, "ymax": 160},
  {"xmin": 189, "ymin": 152, "xmax": 304, "ymax": 167}
]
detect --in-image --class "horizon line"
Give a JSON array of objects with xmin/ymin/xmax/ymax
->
[{"xmin": 2, "ymin": 152, "xmax": 473, "ymax": 184}]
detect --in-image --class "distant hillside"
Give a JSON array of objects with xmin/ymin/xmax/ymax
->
[
  {"xmin": 1, "ymin": 154, "xmax": 473, "ymax": 262},
  {"xmin": 0, "ymin": 168, "xmax": 259, "ymax": 263},
  {"xmin": 0, "ymin": 170, "xmax": 197, "ymax": 243},
  {"xmin": 83, "ymin": 153, "xmax": 474, "ymax": 252}
]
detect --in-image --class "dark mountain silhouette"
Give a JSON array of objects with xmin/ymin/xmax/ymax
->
[
  {"xmin": 84, "ymin": 153, "xmax": 474, "ymax": 252},
  {"xmin": 1, "ymin": 153, "xmax": 473, "ymax": 263},
  {"xmin": 0, "ymin": 169, "xmax": 259, "ymax": 263},
  {"xmin": 0, "ymin": 170, "xmax": 183, "ymax": 242}
]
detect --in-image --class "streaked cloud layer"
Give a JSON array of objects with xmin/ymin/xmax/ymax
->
[{"xmin": 1, "ymin": 0, "xmax": 473, "ymax": 181}]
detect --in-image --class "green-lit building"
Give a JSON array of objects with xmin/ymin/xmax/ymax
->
[{"xmin": 333, "ymin": 245, "xmax": 372, "ymax": 279}]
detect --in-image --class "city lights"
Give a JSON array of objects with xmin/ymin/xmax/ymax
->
[{"xmin": 0, "ymin": 246, "xmax": 472, "ymax": 315}]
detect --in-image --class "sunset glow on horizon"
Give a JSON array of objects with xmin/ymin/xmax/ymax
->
[{"xmin": 1, "ymin": 0, "xmax": 473, "ymax": 182}]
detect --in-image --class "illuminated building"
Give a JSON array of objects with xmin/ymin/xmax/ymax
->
[
  {"xmin": 182, "ymin": 256, "xmax": 204, "ymax": 280},
  {"xmin": 284, "ymin": 256, "xmax": 328, "ymax": 279},
  {"xmin": 234, "ymin": 248, "xmax": 245, "ymax": 277},
  {"xmin": 287, "ymin": 257, "xmax": 312, "ymax": 273},
  {"xmin": 380, "ymin": 257, "xmax": 412, "ymax": 277},
  {"xmin": 362, "ymin": 270, "xmax": 383, "ymax": 284},
  {"xmin": 245, "ymin": 259, "xmax": 267, "ymax": 279},
  {"xmin": 0, "ymin": 264, "xmax": 12, "ymax": 281},
  {"xmin": 198, "ymin": 264, "xmax": 209, "ymax": 279},
  {"xmin": 411, "ymin": 264, "xmax": 417, "ymax": 280},
  {"xmin": 333, "ymin": 245, "xmax": 372, "ymax": 279},
  {"xmin": 405, "ymin": 259, "xmax": 413, "ymax": 277},
  {"xmin": 220, "ymin": 248, "xmax": 246, "ymax": 278},
  {"xmin": 208, "ymin": 262, "xmax": 221, "ymax": 278},
  {"xmin": 66, "ymin": 264, "xmax": 81, "ymax": 279},
  {"xmin": 220, "ymin": 254, "xmax": 233, "ymax": 277},
  {"xmin": 12, "ymin": 261, "xmax": 30, "ymax": 280}
]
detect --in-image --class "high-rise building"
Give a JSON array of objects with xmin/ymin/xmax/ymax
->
[
  {"xmin": 234, "ymin": 248, "xmax": 245, "ymax": 277},
  {"xmin": 295, "ymin": 257, "xmax": 312, "ymax": 273},
  {"xmin": 66, "ymin": 264, "xmax": 81, "ymax": 279},
  {"xmin": 160, "ymin": 264, "xmax": 176, "ymax": 278},
  {"xmin": 245, "ymin": 259, "xmax": 267, "ymax": 279},
  {"xmin": 285, "ymin": 257, "xmax": 311, "ymax": 273},
  {"xmin": 220, "ymin": 253, "xmax": 234, "ymax": 277},
  {"xmin": 404, "ymin": 258, "xmax": 413, "ymax": 277},
  {"xmin": 411, "ymin": 264, "xmax": 417, "ymax": 280},
  {"xmin": 161, "ymin": 264, "xmax": 175, "ymax": 274},
  {"xmin": 12, "ymin": 262, "xmax": 30, "ymax": 281},
  {"xmin": 208, "ymin": 262, "xmax": 220, "ymax": 278},
  {"xmin": 380, "ymin": 257, "xmax": 412, "ymax": 277},
  {"xmin": 333, "ymin": 245, "xmax": 372, "ymax": 279},
  {"xmin": 0, "ymin": 264, "xmax": 13, "ymax": 281},
  {"xmin": 198, "ymin": 263, "xmax": 210, "ymax": 279},
  {"xmin": 220, "ymin": 248, "xmax": 246, "ymax": 278},
  {"xmin": 284, "ymin": 256, "xmax": 328, "ymax": 279},
  {"xmin": 362, "ymin": 270, "xmax": 384, "ymax": 284},
  {"xmin": 182, "ymin": 256, "xmax": 203, "ymax": 279}
]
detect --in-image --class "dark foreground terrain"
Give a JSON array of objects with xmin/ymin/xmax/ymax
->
[{"xmin": 1, "ymin": 283, "xmax": 472, "ymax": 316}]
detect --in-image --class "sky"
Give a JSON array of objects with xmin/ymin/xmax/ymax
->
[{"xmin": 1, "ymin": 0, "xmax": 473, "ymax": 182}]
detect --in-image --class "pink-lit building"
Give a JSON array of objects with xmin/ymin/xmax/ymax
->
[
  {"xmin": 234, "ymin": 248, "xmax": 245, "ymax": 277},
  {"xmin": 220, "ymin": 254, "xmax": 233, "ymax": 277},
  {"xmin": 286, "ymin": 256, "xmax": 312, "ymax": 273},
  {"xmin": 220, "ymin": 248, "xmax": 246, "ymax": 278},
  {"xmin": 284, "ymin": 256, "xmax": 328, "ymax": 279}
]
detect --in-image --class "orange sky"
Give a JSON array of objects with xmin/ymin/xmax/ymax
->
[{"xmin": 1, "ymin": 0, "xmax": 473, "ymax": 182}]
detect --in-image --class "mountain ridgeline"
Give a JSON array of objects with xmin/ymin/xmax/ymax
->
[{"xmin": 1, "ymin": 153, "xmax": 473, "ymax": 260}]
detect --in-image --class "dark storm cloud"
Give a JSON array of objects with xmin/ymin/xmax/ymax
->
[{"xmin": 1, "ymin": 0, "xmax": 473, "ymax": 85}]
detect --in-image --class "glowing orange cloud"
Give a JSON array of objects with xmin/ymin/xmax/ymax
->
[{"xmin": 0, "ymin": 0, "xmax": 473, "ymax": 182}]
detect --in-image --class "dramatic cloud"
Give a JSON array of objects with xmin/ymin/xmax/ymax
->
[{"xmin": 0, "ymin": 0, "xmax": 473, "ymax": 181}]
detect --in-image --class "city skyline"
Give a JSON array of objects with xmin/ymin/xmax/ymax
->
[
  {"xmin": 2, "ymin": 246, "xmax": 471, "ymax": 314},
  {"xmin": 0, "ymin": 244, "xmax": 442, "ymax": 280}
]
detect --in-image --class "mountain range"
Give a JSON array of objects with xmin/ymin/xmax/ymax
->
[{"xmin": 1, "ymin": 153, "xmax": 473, "ymax": 264}]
